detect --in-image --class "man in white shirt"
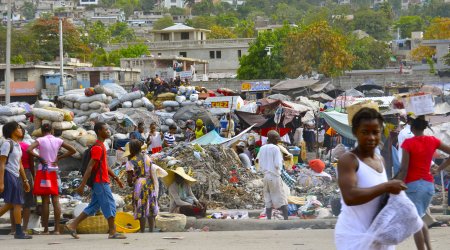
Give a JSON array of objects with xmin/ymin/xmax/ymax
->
[{"xmin": 256, "ymin": 130, "xmax": 288, "ymax": 220}]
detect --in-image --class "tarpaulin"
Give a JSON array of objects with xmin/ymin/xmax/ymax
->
[
  {"xmin": 320, "ymin": 111, "xmax": 356, "ymax": 140},
  {"xmin": 191, "ymin": 125, "xmax": 256, "ymax": 146},
  {"xmin": 260, "ymin": 127, "xmax": 291, "ymax": 137}
]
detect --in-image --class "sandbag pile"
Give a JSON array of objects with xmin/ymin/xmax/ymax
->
[
  {"xmin": 117, "ymin": 91, "xmax": 154, "ymax": 111},
  {"xmin": 57, "ymin": 86, "xmax": 115, "ymax": 125},
  {"xmin": 0, "ymin": 102, "xmax": 30, "ymax": 124},
  {"xmin": 60, "ymin": 127, "xmax": 96, "ymax": 159},
  {"xmin": 31, "ymin": 106, "xmax": 76, "ymax": 137},
  {"xmin": 152, "ymin": 143, "xmax": 264, "ymax": 209}
]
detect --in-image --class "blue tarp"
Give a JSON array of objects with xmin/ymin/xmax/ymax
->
[{"xmin": 320, "ymin": 111, "xmax": 356, "ymax": 140}]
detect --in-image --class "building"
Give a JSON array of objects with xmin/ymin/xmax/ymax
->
[
  {"xmin": 391, "ymin": 31, "xmax": 423, "ymax": 61},
  {"xmin": 158, "ymin": 0, "xmax": 185, "ymax": 9},
  {"xmin": 152, "ymin": 23, "xmax": 210, "ymax": 42},
  {"xmin": 338, "ymin": 0, "xmax": 351, "ymax": 5},
  {"xmin": 120, "ymin": 55, "xmax": 208, "ymax": 81},
  {"xmin": 401, "ymin": 0, "xmax": 425, "ymax": 10},
  {"xmin": 373, "ymin": 0, "xmax": 387, "ymax": 5},
  {"xmin": 0, "ymin": 64, "xmax": 75, "ymax": 103},
  {"xmin": 421, "ymin": 39, "xmax": 450, "ymax": 70},
  {"xmin": 221, "ymin": 0, "xmax": 245, "ymax": 6},
  {"xmin": 80, "ymin": 0, "xmax": 99, "ymax": 5},
  {"xmin": 74, "ymin": 67, "xmax": 141, "ymax": 89},
  {"xmin": 83, "ymin": 8, "xmax": 126, "ymax": 25},
  {"xmin": 144, "ymin": 23, "xmax": 253, "ymax": 75}
]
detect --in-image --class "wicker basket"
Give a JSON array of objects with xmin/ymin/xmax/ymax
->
[
  {"xmin": 155, "ymin": 213, "xmax": 187, "ymax": 232},
  {"xmin": 347, "ymin": 100, "xmax": 379, "ymax": 125},
  {"xmin": 77, "ymin": 216, "xmax": 109, "ymax": 234}
]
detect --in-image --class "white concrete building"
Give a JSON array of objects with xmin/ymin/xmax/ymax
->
[
  {"xmin": 80, "ymin": 0, "xmax": 99, "ymax": 5},
  {"xmin": 159, "ymin": 0, "xmax": 185, "ymax": 9}
]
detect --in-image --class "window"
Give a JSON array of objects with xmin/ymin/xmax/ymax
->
[
  {"xmin": 81, "ymin": 73, "xmax": 89, "ymax": 81},
  {"xmin": 179, "ymin": 52, "xmax": 187, "ymax": 57},
  {"xmin": 238, "ymin": 50, "xmax": 242, "ymax": 58},
  {"xmin": 209, "ymin": 51, "xmax": 215, "ymax": 59},
  {"xmin": 216, "ymin": 51, "xmax": 222, "ymax": 59},
  {"xmin": 14, "ymin": 70, "xmax": 28, "ymax": 82},
  {"xmin": 161, "ymin": 33, "xmax": 170, "ymax": 41},
  {"xmin": 132, "ymin": 73, "xmax": 137, "ymax": 81},
  {"xmin": 181, "ymin": 32, "xmax": 190, "ymax": 40},
  {"xmin": 158, "ymin": 53, "xmax": 162, "ymax": 56},
  {"xmin": 101, "ymin": 72, "xmax": 110, "ymax": 80}
]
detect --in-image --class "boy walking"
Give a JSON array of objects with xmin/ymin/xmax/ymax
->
[{"xmin": 65, "ymin": 122, "xmax": 126, "ymax": 239}]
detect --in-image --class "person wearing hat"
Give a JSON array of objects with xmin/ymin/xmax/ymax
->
[
  {"xmin": 256, "ymin": 130, "xmax": 289, "ymax": 220},
  {"xmin": 164, "ymin": 167, "xmax": 206, "ymax": 217},
  {"xmin": 126, "ymin": 139, "xmax": 167, "ymax": 233},
  {"xmin": 194, "ymin": 119, "xmax": 207, "ymax": 139}
]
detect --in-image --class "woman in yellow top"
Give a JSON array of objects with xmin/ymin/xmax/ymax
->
[{"xmin": 195, "ymin": 119, "xmax": 207, "ymax": 139}]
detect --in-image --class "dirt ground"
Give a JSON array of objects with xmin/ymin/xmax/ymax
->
[{"xmin": 2, "ymin": 227, "xmax": 450, "ymax": 250}]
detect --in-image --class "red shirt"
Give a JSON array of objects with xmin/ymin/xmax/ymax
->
[
  {"xmin": 402, "ymin": 136, "xmax": 441, "ymax": 184},
  {"xmin": 91, "ymin": 140, "xmax": 110, "ymax": 183},
  {"xmin": 19, "ymin": 142, "xmax": 30, "ymax": 169}
]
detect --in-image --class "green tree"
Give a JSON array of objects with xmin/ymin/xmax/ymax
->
[
  {"xmin": 192, "ymin": 0, "xmax": 215, "ymax": 15},
  {"xmin": 190, "ymin": 16, "xmax": 217, "ymax": 29},
  {"xmin": 0, "ymin": 27, "xmax": 41, "ymax": 63},
  {"xmin": 394, "ymin": 16, "xmax": 425, "ymax": 39},
  {"xmin": 208, "ymin": 25, "xmax": 237, "ymax": 39},
  {"xmin": 140, "ymin": 0, "xmax": 156, "ymax": 11},
  {"xmin": 92, "ymin": 44, "xmax": 149, "ymax": 66},
  {"xmin": 153, "ymin": 16, "xmax": 175, "ymax": 30},
  {"xmin": 353, "ymin": 9, "xmax": 392, "ymax": 40},
  {"xmin": 443, "ymin": 52, "xmax": 450, "ymax": 67},
  {"xmin": 283, "ymin": 21, "xmax": 354, "ymax": 77},
  {"xmin": 31, "ymin": 17, "xmax": 85, "ymax": 61},
  {"xmin": 109, "ymin": 22, "xmax": 136, "ymax": 43},
  {"xmin": 87, "ymin": 21, "xmax": 112, "ymax": 48},
  {"xmin": 21, "ymin": 2, "xmax": 36, "ymax": 20},
  {"xmin": 216, "ymin": 13, "xmax": 239, "ymax": 27},
  {"xmin": 237, "ymin": 25, "xmax": 292, "ymax": 80},
  {"xmin": 169, "ymin": 7, "xmax": 186, "ymax": 16},
  {"xmin": 271, "ymin": 3, "xmax": 302, "ymax": 24},
  {"xmin": 348, "ymin": 36, "xmax": 391, "ymax": 70},
  {"xmin": 235, "ymin": 20, "xmax": 255, "ymax": 38}
]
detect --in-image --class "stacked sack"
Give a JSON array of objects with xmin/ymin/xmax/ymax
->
[
  {"xmin": 176, "ymin": 86, "xmax": 204, "ymax": 108},
  {"xmin": 0, "ymin": 103, "xmax": 29, "ymax": 124},
  {"xmin": 117, "ymin": 91, "xmax": 154, "ymax": 111},
  {"xmin": 60, "ymin": 127, "xmax": 112, "ymax": 159},
  {"xmin": 58, "ymin": 86, "xmax": 115, "ymax": 125},
  {"xmin": 31, "ymin": 102, "xmax": 76, "ymax": 138}
]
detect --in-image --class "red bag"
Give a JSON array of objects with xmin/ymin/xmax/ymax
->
[{"xmin": 33, "ymin": 170, "xmax": 59, "ymax": 196}]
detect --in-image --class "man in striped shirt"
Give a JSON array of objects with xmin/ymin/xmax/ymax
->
[{"xmin": 163, "ymin": 125, "xmax": 177, "ymax": 147}]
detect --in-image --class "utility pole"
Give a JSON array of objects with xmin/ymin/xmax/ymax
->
[
  {"xmin": 59, "ymin": 17, "xmax": 65, "ymax": 96},
  {"xmin": 5, "ymin": 0, "xmax": 12, "ymax": 104}
]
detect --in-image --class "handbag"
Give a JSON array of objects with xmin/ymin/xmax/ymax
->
[{"xmin": 33, "ymin": 170, "xmax": 59, "ymax": 196}]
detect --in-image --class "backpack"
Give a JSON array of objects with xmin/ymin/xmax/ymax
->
[
  {"xmin": 5, "ymin": 139, "xmax": 14, "ymax": 164},
  {"xmin": 79, "ymin": 143, "xmax": 104, "ymax": 188}
]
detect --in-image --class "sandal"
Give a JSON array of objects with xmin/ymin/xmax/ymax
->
[
  {"xmin": 108, "ymin": 233, "xmax": 127, "ymax": 239},
  {"xmin": 64, "ymin": 225, "xmax": 79, "ymax": 239}
]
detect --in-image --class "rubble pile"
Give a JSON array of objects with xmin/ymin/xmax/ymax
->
[{"xmin": 153, "ymin": 142, "xmax": 264, "ymax": 209}]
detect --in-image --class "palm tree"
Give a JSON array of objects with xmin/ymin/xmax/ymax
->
[{"xmin": 184, "ymin": 0, "xmax": 195, "ymax": 16}]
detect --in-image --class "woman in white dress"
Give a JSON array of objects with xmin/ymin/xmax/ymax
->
[{"xmin": 335, "ymin": 108, "xmax": 407, "ymax": 250}]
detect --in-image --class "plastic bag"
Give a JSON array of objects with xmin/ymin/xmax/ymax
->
[{"xmin": 363, "ymin": 191, "xmax": 423, "ymax": 248}]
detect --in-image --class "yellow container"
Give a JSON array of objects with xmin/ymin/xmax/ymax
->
[{"xmin": 115, "ymin": 212, "xmax": 140, "ymax": 233}]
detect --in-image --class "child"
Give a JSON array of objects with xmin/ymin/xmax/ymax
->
[
  {"xmin": 163, "ymin": 125, "xmax": 177, "ymax": 148},
  {"xmin": 126, "ymin": 139, "xmax": 167, "ymax": 233},
  {"xmin": 0, "ymin": 122, "xmax": 32, "ymax": 239}
]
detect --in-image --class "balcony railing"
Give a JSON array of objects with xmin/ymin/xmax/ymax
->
[{"xmin": 110, "ymin": 38, "xmax": 256, "ymax": 50}]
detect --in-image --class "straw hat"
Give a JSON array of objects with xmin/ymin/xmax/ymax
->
[
  {"xmin": 122, "ymin": 142, "xmax": 148, "ymax": 159},
  {"xmin": 162, "ymin": 167, "xmax": 197, "ymax": 187}
]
